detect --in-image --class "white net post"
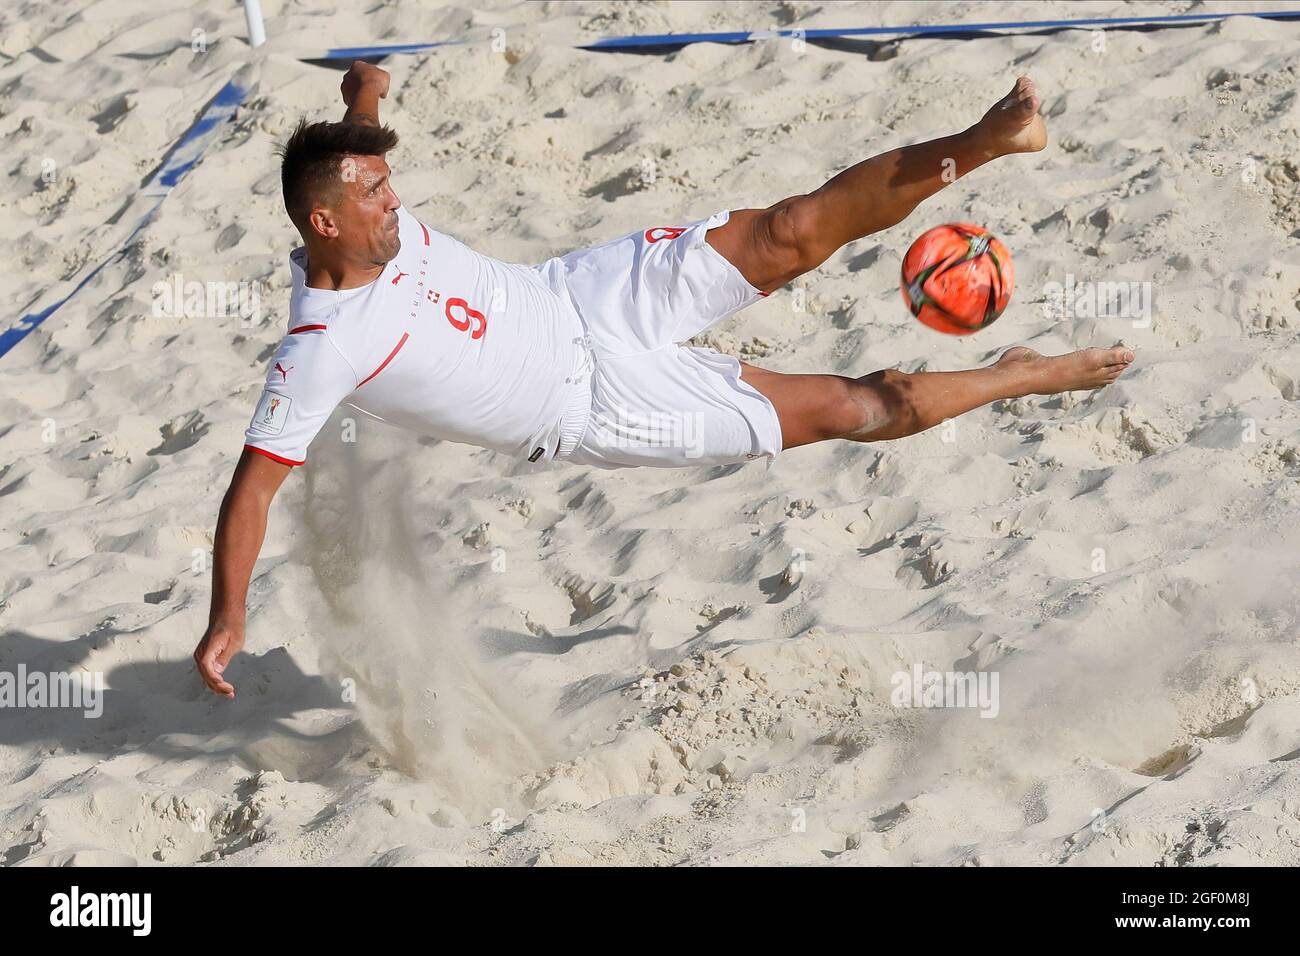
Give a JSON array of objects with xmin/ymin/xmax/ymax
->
[{"xmin": 243, "ymin": 0, "xmax": 267, "ymax": 48}]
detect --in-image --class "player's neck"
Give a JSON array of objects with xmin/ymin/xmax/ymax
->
[{"xmin": 302, "ymin": 246, "xmax": 385, "ymax": 291}]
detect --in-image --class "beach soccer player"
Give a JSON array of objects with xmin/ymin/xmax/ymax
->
[{"xmin": 194, "ymin": 61, "xmax": 1134, "ymax": 697}]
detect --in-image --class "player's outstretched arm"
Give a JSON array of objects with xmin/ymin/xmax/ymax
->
[
  {"xmin": 340, "ymin": 60, "xmax": 389, "ymax": 126},
  {"xmin": 192, "ymin": 449, "xmax": 292, "ymax": 698}
]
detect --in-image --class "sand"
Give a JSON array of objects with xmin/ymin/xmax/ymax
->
[{"xmin": 2, "ymin": 0, "xmax": 1300, "ymax": 866}]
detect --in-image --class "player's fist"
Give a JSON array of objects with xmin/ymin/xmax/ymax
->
[{"xmin": 340, "ymin": 60, "xmax": 390, "ymax": 107}]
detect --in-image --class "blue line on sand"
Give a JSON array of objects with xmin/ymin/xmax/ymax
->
[
  {"xmin": 580, "ymin": 9, "xmax": 1300, "ymax": 49},
  {"xmin": 321, "ymin": 40, "xmax": 467, "ymax": 59},
  {"xmin": 0, "ymin": 79, "xmax": 250, "ymax": 361}
]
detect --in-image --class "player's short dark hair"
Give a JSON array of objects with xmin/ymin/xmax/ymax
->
[{"xmin": 278, "ymin": 119, "xmax": 399, "ymax": 228}]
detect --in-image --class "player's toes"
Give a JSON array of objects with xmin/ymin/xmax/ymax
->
[
  {"xmin": 1012, "ymin": 77, "xmax": 1036, "ymax": 104},
  {"xmin": 1095, "ymin": 346, "xmax": 1135, "ymax": 367}
]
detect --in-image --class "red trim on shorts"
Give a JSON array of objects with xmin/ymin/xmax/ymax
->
[
  {"xmin": 244, "ymin": 444, "xmax": 304, "ymax": 466},
  {"xmin": 357, "ymin": 332, "xmax": 410, "ymax": 388},
  {"xmin": 289, "ymin": 324, "xmax": 328, "ymax": 334},
  {"xmin": 758, "ymin": 291, "xmax": 770, "ymax": 298},
  {"xmin": 420, "ymin": 222, "xmax": 430, "ymax": 246}
]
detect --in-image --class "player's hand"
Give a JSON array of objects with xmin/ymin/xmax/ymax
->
[
  {"xmin": 341, "ymin": 61, "xmax": 390, "ymax": 108},
  {"xmin": 194, "ymin": 624, "xmax": 244, "ymax": 699}
]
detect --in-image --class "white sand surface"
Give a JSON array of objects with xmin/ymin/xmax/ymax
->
[{"xmin": 3, "ymin": 0, "xmax": 1300, "ymax": 865}]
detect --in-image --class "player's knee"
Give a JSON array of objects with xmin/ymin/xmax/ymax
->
[{"xmin": 760, "ymin": 196, "xmax": 826, "ymax": 282}]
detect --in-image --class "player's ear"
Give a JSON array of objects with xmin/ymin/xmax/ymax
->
[{"xmin": 309, "ymin": 206, "xmax": 339, "ymax": 240}]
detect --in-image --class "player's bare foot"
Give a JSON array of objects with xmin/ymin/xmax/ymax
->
[
  {"xmin": 974, "ymin": 76, "xmax": 1047, "ymax": 156},
  {"xmin": 995, "ymin": 345, "xmax": 1135, "ymax": 397}
]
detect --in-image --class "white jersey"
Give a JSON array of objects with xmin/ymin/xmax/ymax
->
[{"xmin": 244, "ymin": 205, "xmax": 586, "ymax": 465}]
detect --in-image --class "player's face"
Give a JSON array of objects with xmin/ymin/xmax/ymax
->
[{"xmin": 336, "ymin": 154, "xmax": 401, "ymax": 265}]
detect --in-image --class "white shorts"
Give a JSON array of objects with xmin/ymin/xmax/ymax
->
[{"xmin": 530, "ymin": 210, "xmax": 784, "ymax": 469}]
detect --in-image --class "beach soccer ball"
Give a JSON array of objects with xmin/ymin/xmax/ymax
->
[{"xmin": 900, "ymin": 223, "xmax": 1014, "ymax": 335}]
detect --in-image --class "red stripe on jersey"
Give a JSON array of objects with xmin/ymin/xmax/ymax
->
[
  {"xmin": 289, "ymin": 324, "xmax": 328, "ymax": 334},
  {"xmin": 420, "ymin": 222, "xmax": 430, "ymax": 246},
  {"xmin": 244, "ymin": 444, "xmax": 305, "ymax": 466},
  {"xmin": 357, "ymin": 332, "xmax": 410, "ymax": 388},
  {"xmin": 758, "ymin": 291, "xmax": 770, "ymax": 298}
]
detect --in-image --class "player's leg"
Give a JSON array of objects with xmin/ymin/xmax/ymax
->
[
  {"xmin": 707, "ymin": 77, "xmax": 1045, "ymax": 293},
  {"xmin": 740, "ymin": 346, "xmax": 1135, "ymax": 447}
]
